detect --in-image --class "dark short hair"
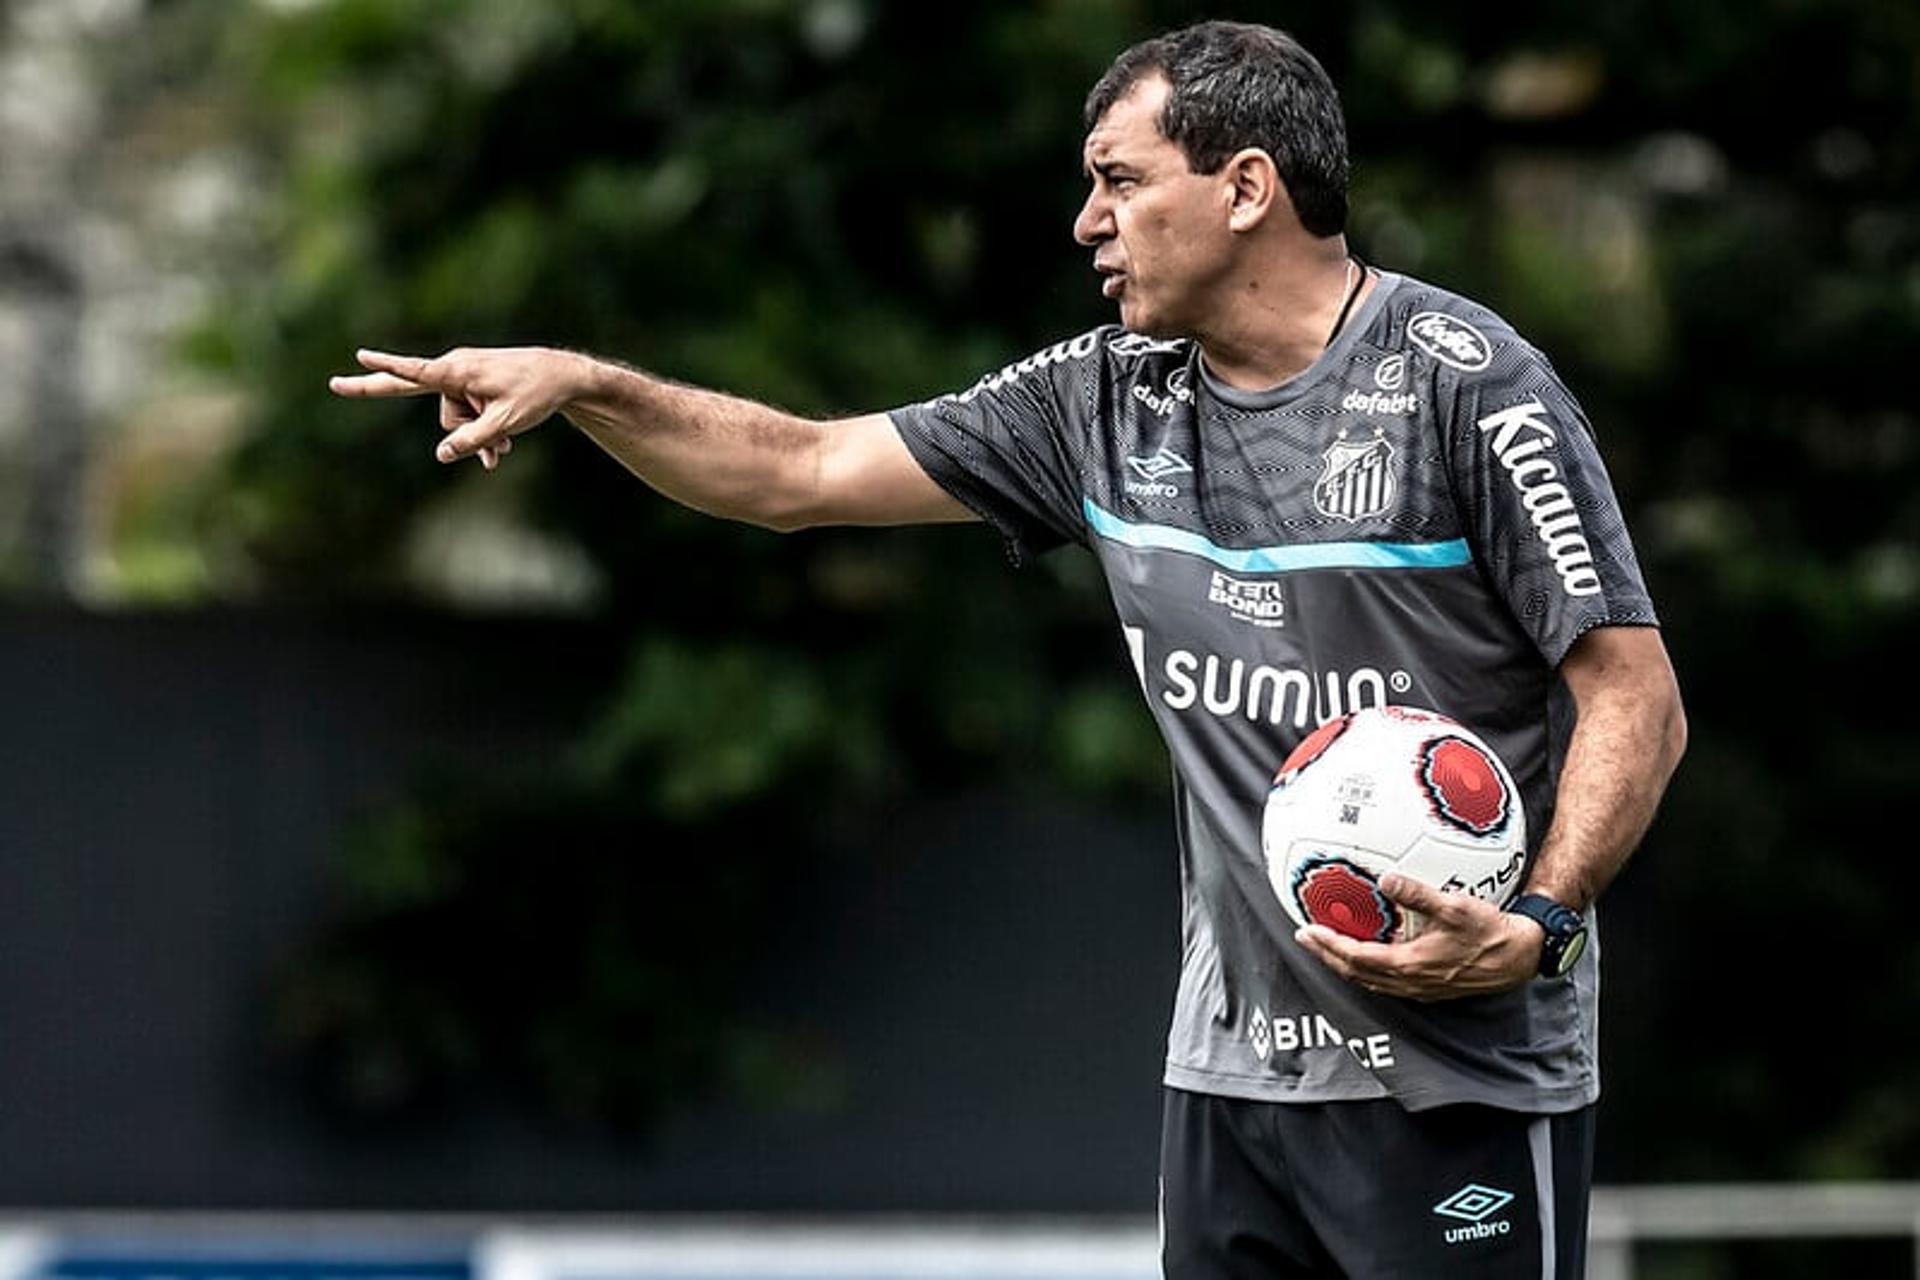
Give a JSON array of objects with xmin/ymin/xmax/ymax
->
[{"xmin": 1085, "ymin": 21, "xmax": 1349, "ymax": 237}]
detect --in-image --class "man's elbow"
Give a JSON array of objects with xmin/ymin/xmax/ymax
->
[
  {"xmin": 669, "ymin": 487, "xmax": 813, "ymax": 534},
  {"xmin": 755, "ymin": 502, "xmax": 816, "ymax": 534},
  {"xmin": 753, "ymin": 470, "xmax": 828, "ymax": 532},
  {"xmin": 1662, "ymin": 688, "xmax": 1689, "ymax": 779}
]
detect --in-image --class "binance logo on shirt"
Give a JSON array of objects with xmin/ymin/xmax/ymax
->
[{"xmin": 1247, "ymin": 1006, "xmax": 1274, "ymax": 1063}]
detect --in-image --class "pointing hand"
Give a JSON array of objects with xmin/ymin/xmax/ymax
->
[{"xmin": 329, "ymin": 346, "xmax": 588, "ymax": 470}]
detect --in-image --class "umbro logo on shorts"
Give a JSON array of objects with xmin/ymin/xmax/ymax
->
[
  {"xmin": 1433, "ymin": 1183, "xmax": 1514, "ymax": 1221},
  {"xmin": 1433, "ymin": 1183, "xmax": 1516, "ymax": 1245}
]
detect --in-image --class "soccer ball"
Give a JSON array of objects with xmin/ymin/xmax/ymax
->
[{"xmin": 1262, "ymin": 705, "xmax": 1527, "ymax": 943}]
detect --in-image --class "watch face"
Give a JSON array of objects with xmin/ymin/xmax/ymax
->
[{"xmin": 1552, "ymin": 927, "xmax": 1589, "ymax": 977}]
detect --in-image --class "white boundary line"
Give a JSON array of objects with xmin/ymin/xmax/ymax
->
[
  {"xmin": 0, "ymin": 1230, "xmax": 51, "ymax": 1280},
  {"xmin": 478, "ymin": 1224, "xmax": 1161, "ymax": 1280}
]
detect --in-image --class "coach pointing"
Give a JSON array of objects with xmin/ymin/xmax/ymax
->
[{"xmin": 334, "ymin": 21, "xmax": 1683, "ymax": 1278}]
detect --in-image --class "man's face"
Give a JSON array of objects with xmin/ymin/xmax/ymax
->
[{"xmin": 1074, "ymin": 75, "xmax": 1234, "ymax": 337}]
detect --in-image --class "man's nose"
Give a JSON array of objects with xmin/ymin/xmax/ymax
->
[{"xmin": 1073, "ymin": 190, "xmax": 1113, "ymax": 246}]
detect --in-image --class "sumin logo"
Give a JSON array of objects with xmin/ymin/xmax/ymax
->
[{"xmin": 1154, "ymin": 649, "xmax": 1412, "ymax": 728}]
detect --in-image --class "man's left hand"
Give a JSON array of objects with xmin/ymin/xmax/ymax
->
[{"xmin": 1293, "ymin": 875, "xmax": 1544, "ymax": 1001}]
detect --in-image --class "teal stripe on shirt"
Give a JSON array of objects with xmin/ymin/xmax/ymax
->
[{"xmin": 1083, "ymin": 498, "xmax": 1471, "ymax": 574}]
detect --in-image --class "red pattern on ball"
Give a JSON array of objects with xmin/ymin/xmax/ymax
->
[
  {"xmin": 1293, "ymin": 858, "xmax": 1398, "ymax": 942},
  {"xmin": 1274, "ymin": 713, "xmax": 1355, "ymax": 785},
  {"xmin": 1420, "ymin": 736, "xmax": 1509, "ymax": 836}
]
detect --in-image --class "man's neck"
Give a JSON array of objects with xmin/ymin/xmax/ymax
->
[{"xmin": 1195, "ymin": 240, "xmax": 1372, "ymax": 391}]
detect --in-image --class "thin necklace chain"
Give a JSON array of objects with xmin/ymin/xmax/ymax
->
[{"xmin": 1325, "ymin": 255, "xmax": 1365, "ymax": 349}]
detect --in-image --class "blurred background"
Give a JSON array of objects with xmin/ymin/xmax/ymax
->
[{"xmin": 2, "ymin": 0, "xmax": 1917, "ymax": 1275}]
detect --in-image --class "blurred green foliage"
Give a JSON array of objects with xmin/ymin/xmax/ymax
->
[{"xmin": 129, "ymin": 0, "xmax": 1920, "ymax": 1174}]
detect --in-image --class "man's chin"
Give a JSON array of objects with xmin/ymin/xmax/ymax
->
[{"xmin": 1116, "ymin": 298, "xmax": 1193, "ymax": 340}]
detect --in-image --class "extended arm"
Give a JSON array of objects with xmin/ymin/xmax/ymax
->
[
  {"xmin": 1296, "ymin": 625, "xmax": 1687, "ymax": 999},
  {"xmin": 328, "ymin": 346, "xmax": 972, "ymax": 531}
]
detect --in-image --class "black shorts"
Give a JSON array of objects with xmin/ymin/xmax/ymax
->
[{"xmin": 1160, "ymin": 1087, "xmax": 1595, "ymax": 1280}]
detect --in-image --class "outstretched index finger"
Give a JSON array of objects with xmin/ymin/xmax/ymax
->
[
  {"xmin": 355, "ymin": 349, "xmax": 451, "ymax": 388},
  {"xmin": 328, "ymin": 370, "xmax": 434, "ymax": 398}
]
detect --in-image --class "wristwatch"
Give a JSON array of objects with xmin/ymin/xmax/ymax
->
[{"xmin": 1507, "ymin": 894, "xmax": 1589, "ymax": 979}]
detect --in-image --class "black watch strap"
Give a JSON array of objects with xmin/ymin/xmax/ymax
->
[{"xmin": 1507, "ymin": 893, "xmax": 1589, "ymax": 979}]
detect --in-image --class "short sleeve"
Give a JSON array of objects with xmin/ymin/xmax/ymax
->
[
  {"xmin": 887, "ymin": 333, "xmax": 1100, "ymax": 564},
  {"xmin": 1443, "ymin": 343, "xmax": 1659, "ymax": 667}
]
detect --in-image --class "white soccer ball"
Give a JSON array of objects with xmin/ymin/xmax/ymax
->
[{"xmin": 1262, "ymin": 705, "xmax": 1527, "ymax": 942}]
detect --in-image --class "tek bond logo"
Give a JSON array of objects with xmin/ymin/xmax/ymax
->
[{"xmin": 1207, "ymin": 571, "xmax": 1285, "ymax": 628}]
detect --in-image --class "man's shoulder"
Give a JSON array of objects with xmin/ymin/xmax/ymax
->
[
  {"xmin": 1374, "ymin": 271, "xmax": 1555, "ymax": 386},
  {"xmin": 1063, "ymin": 326, "xmax": 1195, "ymax": 390},
  {"xmin": 937, "ymin": 325, "xmax": 1191, "ymax": 410}
]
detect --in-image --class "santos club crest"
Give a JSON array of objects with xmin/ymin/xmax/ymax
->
[{"xmin": 1313, "ymin": 430, "xmax": 1397, "ymax": 521}]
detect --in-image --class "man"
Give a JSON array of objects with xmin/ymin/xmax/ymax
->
[{"xmin": 333, "ymin": 21, "xmax": 1684, "ymax": 1278}]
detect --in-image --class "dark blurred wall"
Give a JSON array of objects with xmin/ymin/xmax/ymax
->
[{"xmin": 0, "ymin": 609, "xmax": 1174, "ymax": 1210}]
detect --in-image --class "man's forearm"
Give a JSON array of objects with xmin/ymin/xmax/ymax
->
[
  {"xmin": 560, "ymin": 352, "xmax": 824, "ymax": 530},
  {"xmin": 1524, "ymin": 642, "xmax": 1688, "ymax": 911},
  {"xmin": 332, "ymin": 344, "xmax": 962, "ymax": 529}
]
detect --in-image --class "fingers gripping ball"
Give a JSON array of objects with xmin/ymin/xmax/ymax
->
[{"xmin": 1262, "ymin": 706, "xmax": 1526, "ymax": 942}]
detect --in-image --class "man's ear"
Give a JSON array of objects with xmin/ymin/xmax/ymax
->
[{"xmin": 1224, "ymin": 147, "xmax": 1286, "ymax": 233}]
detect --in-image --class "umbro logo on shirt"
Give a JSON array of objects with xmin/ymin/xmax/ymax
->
[
  {"xmin": 1124, "ymin": 447, "xmax": 1193, "ymax": 499},
  {"xmin": 1126, "ymin": 447, "xmax": 1193, "ymax": 482}
]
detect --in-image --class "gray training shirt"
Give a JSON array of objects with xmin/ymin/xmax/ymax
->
[{"xmin": 888, "ymin": 270, "xmax": 1659, "ymax": 1113}]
